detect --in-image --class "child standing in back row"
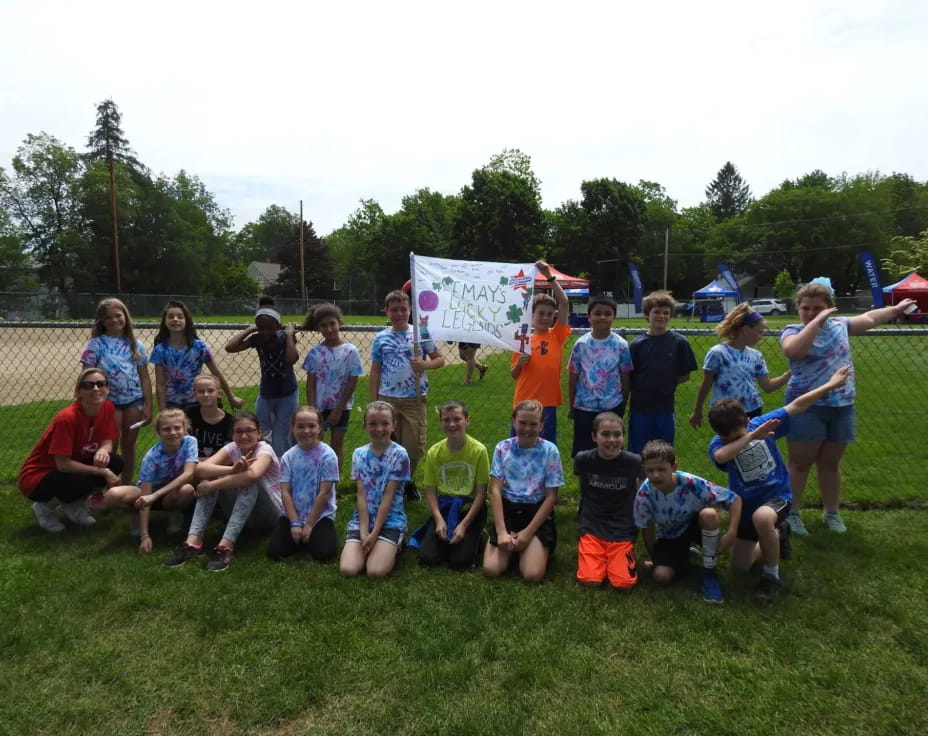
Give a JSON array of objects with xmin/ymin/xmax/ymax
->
[
  {"xmin": 224, "ymin": 297, "xmax": 299, "ymax": 459},
  {"xmin": 510, "ymin": 260, "xmax": 571, "ymax": 444},
  {"xmin": 568, "ymin": 294, "xmax": 633, "ymax": 457},
  {"xmin": 80, "ymin": 298, "xmax": 152, "ymax": 485},
  {"xmin": 689, "ymin": 302, "xmax": 789, "ymax": 428},
  {"xmin": 369, "ymin": 289, "xmax": 444, "ymax": 499},
  {"xmin": 185, "ymin": 375, "xmax": 234, "ymax": 459},
  {"xmin": 150, "ymin": 300, "xmax": 243, "ymax": 411},
  {"xmin": 627, "ymin": 290, "xmax": 697, "ymax": 455},
  {"xmin": 302, "ymin": 302, "xmax": 363, "ymax": 475}
]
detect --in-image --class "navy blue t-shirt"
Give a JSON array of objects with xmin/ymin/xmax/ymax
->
[
  {"xmin": 247, "ymin": 331, "xmax": 297, "ymax": 398},
  {"xmin": 628, "ymin": 331, "xmax": 697, "ymax": 413}
]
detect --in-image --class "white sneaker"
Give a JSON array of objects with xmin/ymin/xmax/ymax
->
[
  {"xmin": 166, "ymin": 511, "xmax": 185, "ymax": 535},
  {"xmin": 60, "ymin": 498, "xmax": 97, "ymax": 527},
  {"xmin": 33, "ymin": 502, "xmax": 66, "ymax": 533},
  {"xmin": 130, "ymin": 514, "xmax": 141, "ymax": 537}
]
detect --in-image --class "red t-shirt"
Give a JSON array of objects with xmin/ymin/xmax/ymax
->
[
  {"xmin": 18, "ymin": 401, "xmax": 119, "ymax": 497},
  {"xmin": 510, "ymin": 322, "xmax": 572, "ymax": 407}
]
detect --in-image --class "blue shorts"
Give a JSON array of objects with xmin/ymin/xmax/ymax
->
[
  {"xmin": 322, "ymin": 407, "xmax": 350, "ymax": 432},
  {"xmin": 112, "ymin": 399, "xmax": 144, "ymax": 412},
  {"xmin": 510, "ymin": 406, "xmax": 557, "ymax": 445},
  {"xmin": 788, "ymin": 404, "xmax": 855, "ymax": 443},
  {"xmin": 628, "ymin": 411, "xmax": 675, "ymax": 455}
]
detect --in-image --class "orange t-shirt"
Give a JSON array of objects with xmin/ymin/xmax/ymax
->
[{"xmin": 510, "ymin": 322, "xmax": 572, "ymax": 407}]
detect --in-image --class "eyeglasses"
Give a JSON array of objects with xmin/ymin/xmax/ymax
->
[
  {"xmin": 79, "ymin": 380, "xmax": 109, "ymax": 390},
  {"xmin": 233, "ymin": 427, "xmax": 259, "ymax": 435}
]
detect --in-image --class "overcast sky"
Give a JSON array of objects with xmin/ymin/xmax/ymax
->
[{"xmin": 2, "ymin": 0, "xmax": 926, "ymax": 235}]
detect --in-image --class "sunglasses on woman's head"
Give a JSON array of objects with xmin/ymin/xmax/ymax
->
[{"xmin": 79, "ymin": 380, "xmax": 109, "ymax": 390}]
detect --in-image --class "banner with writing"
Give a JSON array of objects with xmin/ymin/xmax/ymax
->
[
  {"xmin": 858, "ymin": 251, "xmax": 885, "ymax": 308},
  {"xmin": 718, "ymin": 263, "xmax": 743, "ymax": 303},
  {"xmin": 628, "ymin": 260, "xmax": 643, "ymax": 313},
  {"xmin": 410, "ymin": 254, "xmax": 537, "ymax": 352}
]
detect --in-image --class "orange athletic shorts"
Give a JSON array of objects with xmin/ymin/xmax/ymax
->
[{"xmin": 577, "ymin": 534, "xmax": 638, "ymax": 589}]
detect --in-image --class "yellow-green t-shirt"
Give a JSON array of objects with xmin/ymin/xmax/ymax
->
[{"xmin": 422, "ymin": 435, "xmax": 490, "ymax": 496}]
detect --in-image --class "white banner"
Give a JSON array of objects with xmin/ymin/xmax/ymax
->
[{"xmin": 411, "ymin": 255, "xmax": 537, "ymax": 352}]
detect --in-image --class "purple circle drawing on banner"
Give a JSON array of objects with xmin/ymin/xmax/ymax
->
[{"xmin": 419, "ymin": 290, "xmax": 439, "ymax": 312}]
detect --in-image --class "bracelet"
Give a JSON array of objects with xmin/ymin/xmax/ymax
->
[
  {"xmin": 290, "ymin": 521, "xmax": 302, "ymax": 528},
  {"xmin": 140, "ymin": 533, "xmax": 151, "ymax": 539}
]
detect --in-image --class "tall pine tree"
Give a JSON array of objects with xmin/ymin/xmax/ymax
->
[
  {"xmin": 270, "ymin": 220, "xmax": 333, "ymax": 300},
  {"xmin": 705, "ymin": 161, "xmax": 752, "ymax": 220}
]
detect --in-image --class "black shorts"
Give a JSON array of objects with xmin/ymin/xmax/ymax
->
[
  {"xmin": 488, "ymin": 498, "xmax": 557, "ymax": 552},
  {"xmin": 322, "ymin": 407, "xmax": 350, "ymax": 432},
  {"xmin": 652, "ymin": 518, "xmax": 702, "ymax": 573},
  {"xmin": 737, "ymin": 498, "xmax": 791, "ymax": 541},
  {"xmin": 746, "ymin": 407, "xmax": 763, "ymax": 419},
  {"xmin": 458, "ymin": 342, "xmax": 479, "ymax": 352}
]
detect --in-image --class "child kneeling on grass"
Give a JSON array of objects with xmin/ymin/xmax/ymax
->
[
  {"xmin": 483, "ymin": 400, "xmax": 565, "ymax": 583},
  {"xmin": 412, "ymin": 400, "xmax": 489, "ymax": 570},
  {"xmin": 339, "ymin": 401, "xmax": 411, "ymax": 578},
  {"xmin": 574, "ymin": 412, "xmax": 645, "ymax": 591},
  {"xmin": 268, "ymin": 406, "xmax": 340, "ymax": 563},
  {"xmin": 104, "ymin": 408, "xmax": 197, "ymax": 554},
  {"xmin": 163, "ymin": 411, "xmax": 282, "ymax": 572},
  {"xmin": 707, "ymin": 364, "xmax": 851, "ymax": 602},
  {"xmin": 633, "ymin": 440, "xmax": 741, "ymax": 603}
]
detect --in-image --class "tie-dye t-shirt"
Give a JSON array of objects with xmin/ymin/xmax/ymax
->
[
  {"xmin": 703, "ymin": 343, "xmax": 768, "ymax": 412},
  {"xmin": 348, "ymin": 442, "xmax": 410, "ymax": 532},
  {"xmin": 633, "ymin": 471, "xmax": 736, "ymax": 540},
  {"xmin": 302, "ymin": 342, "xmax": 364, "ymax": 410},
  {"xmin": 150, "ymin": 339, "xmax": 214, "ymax": 406},
  {"xmin": 490, "ymin": 437, "xmax": 565, "ymax": 504},
  {"xmin": 138, "ymin": 435, "xmax": 199, "ymax": 488},
  {"xmin": 223, "ymin": 440, "xmax": 283, "ymax": 511},
  {"xmin": 279, "ymin": 442, "xmax": 340, "ymax": 524},
  {"xmin": 371, "ymin": 327, "xmax": 437, "ymax": 398},
  {"xmin": 80, "ymin": 335, "xmax": 149, "ymax": 405},
  {"xmin": 568, "ymin": 331, "xmax": 634, "ymax": 411},
  {"xmin": 780, "ymin": 318, "xmax": 854, "ymax": 407}
]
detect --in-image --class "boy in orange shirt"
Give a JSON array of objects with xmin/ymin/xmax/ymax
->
[{"xmin": 510, "ymin": 260, "xmax": 571, "ymax": 444}]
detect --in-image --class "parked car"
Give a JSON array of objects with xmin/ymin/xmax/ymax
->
[{"xmin": 749, "ymin": 298, "xmax": 788, "ymax": 315}]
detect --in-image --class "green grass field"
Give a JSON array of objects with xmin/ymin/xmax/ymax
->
[{"xmin": 1, "ymin": 489, "xmax": 927, "ymax": 734}]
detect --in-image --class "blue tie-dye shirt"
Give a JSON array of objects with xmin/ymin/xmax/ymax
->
[
  {"xmin": 80, "ymin": 335, "xmax": 149, "ymax": 405},
  {"xmin": 633, "ymin": 471, "xmax": 736, "ymax": 539},
  {"xmin": 138, "ymin": 435, "xmax": 198, "ymax": 489},
  {"xmin": 490, "ymin": 437, "xmax": 565, "ymax": 504},
  {"xmin": 370, "ymin": 327, "xmax": 437, "ymax": 398},
  {"xmin": 303, "ymin": 342, "xmax": 364, "ymax": 410},
  {"xmin": 780, "ymin": 317, "xmax": 854, "ymax": 407},
  {"xmin": 150, "ymin": 339, "xmax": 214, "ymax": 407},
  {"xmin": 280, "ymin": 442, "xmax": 340, "ymax": 524},
  {"xmin": 703, "ymin": 343, "xmax": 769, "ymax": 412},
  {"xmin": 348, "ymin": 442, "xmax": 411, "ymax": 532},
  {"xmin": 568, "ymin": 331, "xmax": 634, "ymax": 411}
]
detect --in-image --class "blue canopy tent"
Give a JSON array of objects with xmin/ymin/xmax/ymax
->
[{"xmin": 692, "ymin": 280, "xmax": 738, "ymax": 323}]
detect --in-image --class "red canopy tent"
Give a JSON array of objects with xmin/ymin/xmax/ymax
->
[
  {"xmin": 884, "ymin": 271, "xmax": 928, "ymax": 321},
  {"xmin": 533, "ymin": 266, "xmax": 590, "ymax": 290}
]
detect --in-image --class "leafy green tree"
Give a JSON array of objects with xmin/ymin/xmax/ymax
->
[
  {"xmin": 397, "ymin": 188, "xmax": 460, "ymax": 256},
  {"xmin": 774, "ymin": 268, "xmax": 795, "ymax": 299},
  {"xmin": 882, "ymin": 229, "xmax": 928, "ymax": 279},
  {"xmin": 705, "ymin": 161, "xmax": 752, "ymax": 220},
  {"xmin": 270, "ymin": 220, "xmax": 333, "ymax": 300},
  {"xmin": 232, "ymin": 205, "xmax": 297, "ymax": 264},
  {"xmin": 450, "ymin": 168, "xmax": 545, "ymax": 263},
  {"xmin": 484, "ymin": 148, "xmax": 542, "ymax": 200},
  {"xmin": 0, "ymin": 133, "xmax": 89, "ymax": 293},
  {"xmin": 0, "ymin": 206, "xmax": 36, "ymax": 290},
  {"xmin": 86, "ymin": 99, "xmax": 146, "ymax": 174}
]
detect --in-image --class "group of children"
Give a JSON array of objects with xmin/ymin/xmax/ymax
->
[{"xmin": 24, "ymin": 267, "xmax": 913, "ymax": 602}]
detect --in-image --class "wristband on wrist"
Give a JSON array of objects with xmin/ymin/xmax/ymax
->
[{"xmin": 290, "ymin": 521, "xmax": 302, "ymax": 528}]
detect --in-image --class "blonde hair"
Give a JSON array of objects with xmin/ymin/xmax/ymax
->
[
  {"xmin": 91, "ymin": 298, "xmax": 140, "ymax": 361},
  {"xmin": 364, "ymin": 400, "xmax": 396, "ymax": 423},
  {"xmin": 511, "ymin": 399, "xmax": 544, "ymax": 421},
  {"xmin": 193, "ymin": 374, "xmax": 220, "ymax": 391},
  {"xmin": 155, "ymin": 407, "xmax": 190, "ymax": 433},
  {"xmin": 716, "ymin": 302, "xmax": 756, "ymax": 339},
  {"xmin": 74, "ymin": 367, "xmax": 108, "ymax": 394}
]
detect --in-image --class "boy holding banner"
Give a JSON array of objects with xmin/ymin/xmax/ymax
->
[{"xmin": 510, "ymin": 260, "xmax": 571, "ymax": 444}]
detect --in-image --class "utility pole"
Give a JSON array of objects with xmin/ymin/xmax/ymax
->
[
  {"xmin": 299, "ymin": 200, "xmax": 306, "ymax": 309},
  {"xmin": 110, "ymin": 157, "xmax": 121, "ymax": 292},
  {"xmin": 662, "ymin": 227, "xmax": 669, "ymax": 291}
]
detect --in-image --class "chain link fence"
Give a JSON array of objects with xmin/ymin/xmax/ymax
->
[{"xmin": 1, "ymin": 323, "xmax": 925, "ymax": 505}]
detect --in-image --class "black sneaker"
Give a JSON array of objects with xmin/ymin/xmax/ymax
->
[
  {"xmin": 206, "ymin": 546, "xmax": 233, "ymax": 572},
  {"xmin": 163, "ymin": 542, "xmax": 204, "ymax": 568},
  {"xmin": 778, "ymin": 520, "xmax": 791, "ymax": 560},
  {"xmin": 404, "ymin": 481, "xmax": 421, "ymax": 502},
  {"xmin": 478, "ymin": 364, "xmax": 489, "ymax": 381},
  {"xmin": 755, "ymin": 572, "xmax": 783, "ymax": 602}
]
